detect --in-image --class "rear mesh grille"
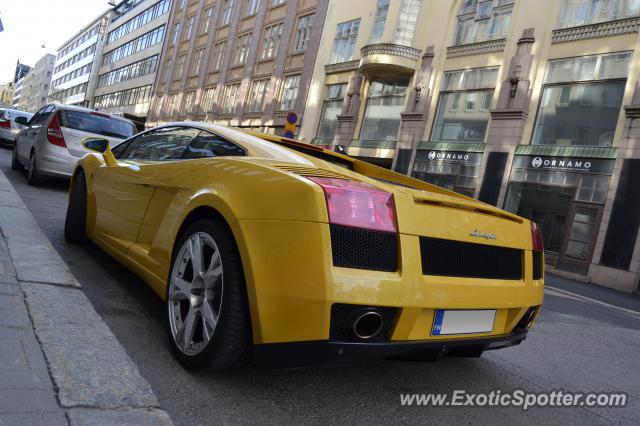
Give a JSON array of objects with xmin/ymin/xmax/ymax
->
[
  {"xmin": 420, "ymin": 237, "xmax": 523, "ymax": 280},
  {"xmin": 532, "ymin": 251, "xmax": 543, "ymax": 280},
  {"xmin": 330, "ymin": 224, "xmax": 398, "ymax": 272},
  {"xmin": 330, "ymin": 303, "xmax": 398, "ymax": 341}
]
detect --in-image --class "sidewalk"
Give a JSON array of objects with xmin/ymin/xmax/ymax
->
[{"xmin": 0, "ymin": 171, "xmax": 172, "ymax": 425}]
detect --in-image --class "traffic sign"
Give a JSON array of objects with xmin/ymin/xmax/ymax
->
[
  {"xmin": 283, "ymin": 130, "xmax": 294, "ymax": 138},
  {"xmin": 286, "ymin": 112, "xmax": 297, "ymax": 124}
]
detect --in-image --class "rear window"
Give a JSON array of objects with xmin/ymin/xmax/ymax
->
[{"xmin": 59, "ymin": 110, "xmax": 136, "ymax": 139}]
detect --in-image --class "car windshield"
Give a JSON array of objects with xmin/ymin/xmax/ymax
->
[{"xmin": 59, "ymin": 110, "xmax": 136, "ymax": 139}]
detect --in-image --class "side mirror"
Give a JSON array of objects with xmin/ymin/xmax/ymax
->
[
  {"xmin": 84, "ymin": 137, "xmax": 109, "ymax": 153},
  {"xmin": 14, "ymin": 116, "xmax": 29, "ymax": 126},
  {"xmin": 84, "ymin": 138, "xmax": 118, "ymax": 167}
]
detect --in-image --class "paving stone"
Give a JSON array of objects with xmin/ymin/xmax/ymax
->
[
  {"xmin": 0, "ymin": 294, "xmax": 31, "ymax": 328},
  {"xmin": 5, "ymin": 240, "xmax": 77, "ymax": 286},
  {"xmin": 0, "ymin": 282, "xmax": 19, "ymax": 296},
  {"xmin": 22, "ymin": 282, "xmax": 159, "ymax": 410},
  {"xmin": 0, "ymin": 411, "xmax": 68, "ymax": 426},
  {"xmin": 0, "ymin": 389, "xmax": 60, "ymax": 413},
  {"xmin": 67, "ymin": 408, "xmax": 173, "ymax": 426},
  {"xmin": 0, "ymin": 326, "xmax": 52, "ymax": 389}
]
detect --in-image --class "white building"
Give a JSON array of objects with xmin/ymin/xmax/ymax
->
[{"xmin": 48, "ymin": 12, "xmax": 110, "ymax": 107}]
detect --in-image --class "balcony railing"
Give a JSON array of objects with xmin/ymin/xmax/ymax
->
[
  {"xmin": 551, "ymin": 16, "xmax": 640, "ymax": 44},
  {"xmin": 349, "ymin": 139, "xmax": 397, "ymax": 149},
  {"xmin": 324, "ymin": 60, "xmax": 359, "ymax": 74},
  {"xmin": 360, "ymin": 43, "xmax": 421, "ymax": 61}
]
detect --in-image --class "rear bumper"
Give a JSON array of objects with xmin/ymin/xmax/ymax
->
[{"xmin": 253, "ymin": 328, "xmax": 528, "ymax": 368}]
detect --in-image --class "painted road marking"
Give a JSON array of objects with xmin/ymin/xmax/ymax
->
[{"xmin": 545, "ymin": 285, "xmax": 640, "ymax": 319}]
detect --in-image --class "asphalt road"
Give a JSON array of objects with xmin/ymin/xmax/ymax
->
[{"xmin": 1, "ymin": 147, "xmax": 639, "ymax": 425}]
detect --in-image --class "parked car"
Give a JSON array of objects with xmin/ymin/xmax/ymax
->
[
  {"xmin": 0, "ymin": 108, "xmax": 33, "ymax": 146},
  {"xmin": 12, "ymin": 103, "xmax": 137, "ymax": 185},
  {"xmin": 64, "ymin": 123, "xmax": 544, "ymax": 371}
]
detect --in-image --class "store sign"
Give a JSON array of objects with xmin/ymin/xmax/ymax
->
[
  {"xmin": 530, "ymin": 156, "xmax": 592, "ymax": 171},
  {"xmin": 418, "ymin": 150, "xmax": 482, "ymax": 164},
  {"xmin": 514, "ymin": 155, "xmax": 615, "ymax": 174}
]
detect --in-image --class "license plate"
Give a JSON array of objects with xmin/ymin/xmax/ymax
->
[{"xmin": 432, "ymin": 309, "xmax": 496, "ymax": 336}]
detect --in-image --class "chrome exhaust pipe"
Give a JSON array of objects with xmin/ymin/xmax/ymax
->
[{"xmin": 352, "ymin": 310, "xmax": 384, "ymax": 339}]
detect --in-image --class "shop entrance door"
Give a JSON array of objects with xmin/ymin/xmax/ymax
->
[{"xmin": 558, "ymin": 203, "xmax": 603, "ymax": 275}]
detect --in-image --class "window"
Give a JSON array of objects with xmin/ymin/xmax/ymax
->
[
  {"xmin": 293, "ymin": 14, "xmax": 314, "ymax": 52},
  {"xmin": 329, "ymin": 19, "xmax": 360, "ymax": 64},
  {"xmin": 201, "ymin": 86, "xmax": 217, "ymax": 113},
  {"xmin": 93, "ymin": 85, "xmax": 152, "ymax": 109},
  {"xmin": 360, "ymin": 79, "xmax": 408, "ymax": 141},
  {"xmin": 97, "ymin": 56, "xmax": 159, "ymax": 88},
  {"xmin": 233, "ymin": 33, "xmax": 252, "ymax": 65},
  {"xmin": 118, "ymin": 127, "xmax": 200, "ymax": 160},
  {"xmin": 201, "ymin": 6, "xmax": 214, "ymax": 33},
  {"xmin": 191, "ymin": 48, "xmax": 204, "ymax": 75},
  {"xmin": 220, "ymin": 0, "xmax": 234, "ymax": 26},
  {"xmin": 261, "ymin": 24, "xmax": 283, "ymax": 59},
  {"xmin": 280, "ymin": 75, "xmax": 300, "ymax": 110},
  {"xmin": 392, "ymin": 0, "xmax": 421, "ymax": 46},
  {"xmin": 221, "ymin": 83, "xmax": 240, "ymax": 113},
  {"xmin": 532, "ymin": 53, "xmax": 631, "ymax": 147},
  {"xmin": 558, "ymin": 0, "xmax": 640, "ymax": 28},
  {"xmin": 183, "ymin": 131, "xmax": 246, "ymax": 158},
  {"xmin": 369, "ymin": 0, "xmax": 389, "ymax": 43},
  {"xmin": 431, "ymin": 67, "xmax": 499, "ymax": 143},
  {"xmin": 175, "ymin": 54, "xmax": 186, "ymax": 79},
  {"xmin": 243, "ymin": 0, "xmax": 260, "ymax": 16},
  {"xmin": 184, "ymin": 15, "xmax": 195, "ymax": 40},
  {"xmin": 101, "ymin": 26, "xmax": 165, "ymax": 65},
  {"xmin": 107, "ymin": 0, "xmax": 171, "ymax": 44},
  {"xmin": 316, "ymin": 83, "xmax": 347, "ymax": 139},
  {"xmin": 164, "ymin": 58, "xmax": 172, "ymax": 83},
  {"xmin": 453, "ymin": 0, "xmax": 513, "ymax": 46},
  {"xmin": 247, "ymin": 78, "xmax": 271, "ymax": 112},
  {"xmin": 171, "ymin": 23, "xmax": 180, "ymax": 45},
  {"xmin": 270, "ymin": 0, "xmax": 285, "ymax": 6},
  {"xmin": 183, "ymin": 90, "xmax": 196, "ymax": 111},
  {"xmin": 210, "ymin": 40, "xmax": 227, "ymax": 71},
  {"xmin": 59, "ymin": 110, "xmax": 136, "ymax": 139}
]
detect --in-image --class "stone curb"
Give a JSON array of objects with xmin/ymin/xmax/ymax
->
[{"xmin": 0, "ymin": 170, "xmax": 173, "ymax": 424}]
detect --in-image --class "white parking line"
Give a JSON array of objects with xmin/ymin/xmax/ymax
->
[{"xmin": 545, "ymin": 285, "xmax": 640, "ymax": 318}]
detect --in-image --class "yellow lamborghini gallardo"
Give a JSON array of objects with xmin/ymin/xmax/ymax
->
[{"xmin": 64, "ymin": 123, "xmax": 544, "ymax": 370}]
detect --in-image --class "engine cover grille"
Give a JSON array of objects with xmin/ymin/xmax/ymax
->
[
  {"xmin": 420, "ymin": 237, "xmax": 523, "ymax": 280},
  {"xmin": 330, "ymin": 224, "xmax": 398, "ymax": 272}
]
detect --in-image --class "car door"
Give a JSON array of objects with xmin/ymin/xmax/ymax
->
[
  {"xmin": 92, "ymin": 126, "xmax": 200, "ymax": 253},
  {"xmin": 16, "ymin": 106, "xmax": 50, "ymax": 162}
]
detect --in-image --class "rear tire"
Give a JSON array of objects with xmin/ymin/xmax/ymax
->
[
  {"xmin": 27, "ymin": 150, "xmax": 43, "ymax": 186},
  {"xmin": 10, "ymin": 144, "xmax": 22, "ymax": 171},
  {"xmin": 64, "ymin": 171, "xmax": 88, "ymax": 244},
  {"xmin": 166, "ymin": 218, "xmax": 251, "ymax": 371}
]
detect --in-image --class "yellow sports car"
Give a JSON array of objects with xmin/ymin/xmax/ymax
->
[{"xmin": 64, "ymin": 123, "xmax": 544, "ymax": 370}]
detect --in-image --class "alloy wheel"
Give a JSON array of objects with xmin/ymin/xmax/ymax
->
[{"xmin": 168, "ymin": 232, "xmax": 224, "ymax": 356}]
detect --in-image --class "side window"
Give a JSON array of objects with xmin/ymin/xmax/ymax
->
[
  {"xmin": 31, "ymin": 105, "xmax": 55, "ymax": 127},
  {"xmin": 182, "ymin": 131, "xmax": 246, "ymax": 159},
  {"xmin": 119, "ymin": 127, "xmax": 200, "ymax": 160}
]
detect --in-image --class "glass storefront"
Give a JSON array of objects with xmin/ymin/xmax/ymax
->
[
  {"xmin": 504, "ymin": 154, "xmax": 614, "ymax": 272},
  {"xmin": 360, "ymin": 79, "xmax": 409, "ymax": 142},
  {"xmin": 412, "ymin": 149, "xmax": 483, "ymax": 197}
]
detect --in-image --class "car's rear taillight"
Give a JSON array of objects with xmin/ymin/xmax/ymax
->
[
  {"xmin": 46, "ymin": 114, "xmax": 66, "ymax": 147},
  {"xmin": 531, "ymin": 221, "xmax": 544, "ymax": 252},
  {"xmin": 308, "ymin": 177, "xmax": 398, "ymax": 233},
  {"xmin": 0, "ymin": 120, "xmax": 11, "ymax": 129}
]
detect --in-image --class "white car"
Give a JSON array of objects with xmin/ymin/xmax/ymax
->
[
  {"xmin": 0, "ymin": 108, "xmax": 33, "ymax": 146},
  {"xmin": 13, "ymin": 104, "xmax": 137, "ymax": 185}
]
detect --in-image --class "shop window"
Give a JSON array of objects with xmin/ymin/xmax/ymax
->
[
  {"xmin": 431, "ymin": 67, "xmax": 499, "ymax": 143},
  {"xmin": 453, "ymin": 0, "xmax": 513, "ymax": 46},
  {"xmin": 576, "ymin": 175, "xmax": 609, "ymax": 203},
  {"xmin": 557, "ymin": 0, "xmax": 640, "ymax": 29},
  {"xmin": 360, "ymin": 79, "xmax": 408, "ymax": 141},
  {"xmin": 532, "ymin": 53, "xmax": 630, "ymax": 147},
  {"xmin": 316, "ymin": 83, "xmax": 347, "ymax": 140}
]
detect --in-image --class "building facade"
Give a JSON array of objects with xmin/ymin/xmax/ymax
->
[
  {"xmin": 146, "ymin": 0, "xmax": 329, "ymax": 135},
  {"xmin": 300, "ymin": 0, "xmax": 640, "ymax": 293},
  {"xmin": 13, "ymin": 61, "xmax": 32, "ymax": 84},
  {"xmin": 0, "ymin": 82, "xmax": 15, "ymax": 107},
  {"xmin": 15, "ymin": 53, "xmax": 56, "ymax": 113},
  {"xmin": 48, "ymin": 12, "xmax": 110, "ymax": 107},
  {"xmin": 12, "ymin": 77, "xmax": 25, "ymax": 109},
  {"xmin": 92, "ymin": 0, "xmax": 173, "ymax": 129}
]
